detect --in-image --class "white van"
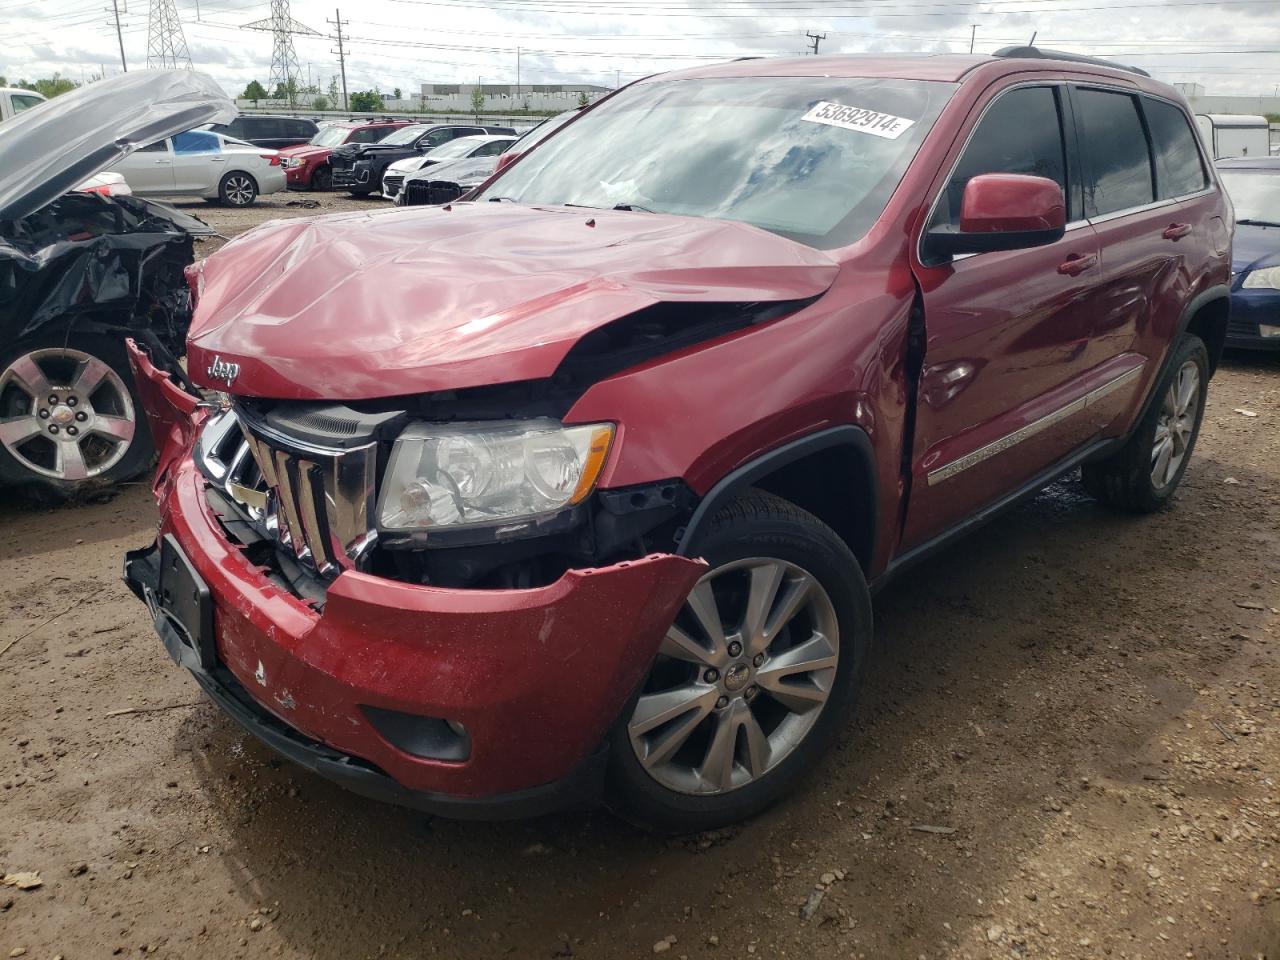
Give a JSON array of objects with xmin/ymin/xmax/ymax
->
[
  {"xmin": 0, "ymin": 87, "xmax": 47, "ymax": 123},
  {"xmin": 1195, "ymin": 114, "xmax": 1270, "ymax": 159}
]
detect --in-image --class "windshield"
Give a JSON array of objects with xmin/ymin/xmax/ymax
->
[
  {"xmin": 479, "ymin": 76, "xmax": 955, "ymax": 248},
  {"xmin": 381, "ymin": 124, "xmax": 428, "ymax": 146},
  {"xmin": 311, "ymin": 126, "xmax": 348, "ymax": 147},
  {"xmin": 1218, "ymin": 169, "xmax": 1280, "ymax": 225},
  {"xmin": 509, "ymin": 110, "xmax": 579, "ymax": 153},
  {"xmin": 426, "ymin": 137, "xmax": 485, "ymax": 160}
]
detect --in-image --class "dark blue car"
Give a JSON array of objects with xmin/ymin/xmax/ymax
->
[{"xmin": 1217, "ymin": 157, "xmax": 1280, "ymax": 351}]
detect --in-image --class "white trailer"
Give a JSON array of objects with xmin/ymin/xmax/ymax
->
[{"xmin": 1195, "ymin": 114, "xmax": 1270, "ymax": 159}]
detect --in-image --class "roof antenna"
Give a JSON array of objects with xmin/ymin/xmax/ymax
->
[{"xmin": 1028, "ymin": 31, "xmax": 1038, "ymax": 46}]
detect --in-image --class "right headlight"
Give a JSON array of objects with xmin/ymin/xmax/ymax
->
[
  {"xmin": 1242, "ymin": 265, "xmax": 1280, "ymax": 290},
  {"xmin": 376, "ymin": 419, "xmax": 614, "ymax": 538}
]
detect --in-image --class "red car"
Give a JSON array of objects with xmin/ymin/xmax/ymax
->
[
  {"xmin": 124, "ymin": 49, "xmax": 1231, "ymax": 832},
  {"xmin": 277, "ymin": 120, "xmax": 412, "ymax": 190}
]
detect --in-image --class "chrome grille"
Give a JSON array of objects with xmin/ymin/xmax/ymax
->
[{"xmin": 197, "ymin": 408, "xmax": 378, "ymax": 576}]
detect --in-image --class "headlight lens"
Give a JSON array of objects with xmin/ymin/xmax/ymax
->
[
  {"xmin": 1242, "ymin": 265, "xmax": 1280, "ymax": 290},
  {"xmin": 377, "ymin": 419, "xmax": 614, "ymax": 534}
]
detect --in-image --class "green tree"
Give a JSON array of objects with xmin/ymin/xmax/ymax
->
[
  {"xmin": 312, "ymin": 95, "xmax": 331, "ymax": 111},
  {"xmin": 20, "ymin": 73, "xmax": 77, "ymax": 98},
  {"xmin": 349, "ymin": 89, "xmax": 383, "ymax": 112},
  {"xmin": 241, "ymin": 80, "xmax": 268, "ymax": 103},
  {"xmin": 576, "ymin": 91, "xmax": 590, "ymax": 108},
  {"xmin": 0, "ymin": 75, "xmax": 6, "ymax": 87},
  {"xmin": 393, "ymin": 86, "xmax": 402, "ymax": 99},
  {"xmin": 470, "ymin": 85, "xmax": 485, "ymax": 117},
  {"xmin": 327, "ymin": 75, "xmax": 342, "ymax": 110},
  {"xmin": 272, "ymin": 78, "xmax": 301, "ymax": 105}
]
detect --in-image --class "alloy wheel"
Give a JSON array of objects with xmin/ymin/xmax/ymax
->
[
  {"xmin": 1151, "ymin": 359, "xmax": 1200, "ymax": 489},
  {"xmin": 0, "ymin": 348, "xmax": 135, "ymax": 481},
  {"xmin": 627, "ymin": 557, "xmax": 839, "ymax": 796},
  {"xmin": 224, "ymin": 175, "xmax": 255, "ymax": 205}
]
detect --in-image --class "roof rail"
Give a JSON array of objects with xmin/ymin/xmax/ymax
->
[{"xmin": 993, "ymin": 45, "xmax": 1150, "ymax": 78}]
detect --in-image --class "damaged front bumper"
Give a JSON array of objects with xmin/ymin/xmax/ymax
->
[{"xmin": 122, "ymin": 341, "xmax": 705, "ymax": 817}]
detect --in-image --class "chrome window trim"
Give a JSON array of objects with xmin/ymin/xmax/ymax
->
[{"xmin": 926, "ymin": 364, "xmax": 1144, "ymax": 486}]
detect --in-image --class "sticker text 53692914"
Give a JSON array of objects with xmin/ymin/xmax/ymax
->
[{"xmin": 801, "ymin": 101, "xmax": 915, "ymax": 140}]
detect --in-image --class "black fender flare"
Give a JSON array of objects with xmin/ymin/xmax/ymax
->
[
  {"xmin": 675, "ymin": 424, "xmax": 879, "ymax": 566},
  {"xmin": 1132, "ymin": 283, "xmax": 1230, "ymax": 426}
]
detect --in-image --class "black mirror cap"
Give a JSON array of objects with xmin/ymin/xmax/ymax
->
[{"xmin": 924, "ymin": 222, "xmax": 1066, "ymax": 261}]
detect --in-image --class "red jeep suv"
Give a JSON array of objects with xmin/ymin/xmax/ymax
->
[{"xmin": 124, "ymin": 49, "xmax": 1231, "ymax": 832}]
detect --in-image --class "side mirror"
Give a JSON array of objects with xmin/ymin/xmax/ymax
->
[
  {"xmin": 494, "ymin": 151, "xmax": 519, "ymax": 173},
  {"xmin": 926, "ymin": 173, "xmax": 1066, "ymax": 259}
]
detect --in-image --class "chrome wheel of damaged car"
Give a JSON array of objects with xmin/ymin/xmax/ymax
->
[
  {"xmin": 628, "ymin": 557, "xmax": 840, "ymax": 796},
  {"xmin": 0, "ymin": 347, "xmax": 136, "ymax": 481},
  {"xmin": 1151, "ymin": 360, "xmax": 1200, "ymax": 490}
]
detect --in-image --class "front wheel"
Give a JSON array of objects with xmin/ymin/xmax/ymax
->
[
  {"xmin": 1082, "ymin": 333, "xmax": 1209, "ymax": 512},
  {"xmin": 218, "ymin": 171, "xmax": 258, "ymax": 206},
  {"xmin": 310, "ymin": 165, "xmax": 331, "ymax": 191},
  {"xmin": 0, "ymin": 334, "xmax": 154, "ymax": 501},
  {"xmin": 606, "ymin": 491, "xmax": 872, "ymax": 833}
]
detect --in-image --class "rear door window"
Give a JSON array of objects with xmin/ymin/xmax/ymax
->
[
  {"xmin": 1075, "ymin": 89, "xmax": 1155, "ymax": 216},
  {"xmin": 10, "ymin": 93, "xmax": 44, "ymax": 114},
  {"xmin": 937, "ymin": 85, "xmax": 1068, "ymax": 228},
  {"xmin": 173, "ymin": 130, "xmax": 220, "ymax": 154},
  {"xmin": 1142, "ymin": 97, "xmax": 1209, "ymax": 199}
]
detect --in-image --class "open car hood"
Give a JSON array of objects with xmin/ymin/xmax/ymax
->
[
  {"xmin": 186, "ymin": 202, "xmax": 839, "ymax": 400},
  {"xmin": 0, "ymin": 70, "xmax": 235, "ymax": 222}
]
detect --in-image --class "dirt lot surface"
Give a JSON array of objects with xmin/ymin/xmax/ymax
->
[{"xmin": 2, "ymin": 195, "xmax": 1279, "ymax": 960}]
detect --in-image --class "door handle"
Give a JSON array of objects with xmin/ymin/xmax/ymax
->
[
  {"xmin": 1162, "ymin": 222, "xmax": 1192, "ymax": 240},
  {"xmin": 154, "ymin": 159, "xmax": 171, "ymax": 164},
  {"xmin": 1057, "ymin": 253, "xmax": 1098, "ymax": 276}
]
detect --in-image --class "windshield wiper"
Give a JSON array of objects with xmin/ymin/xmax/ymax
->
[
  {"xmin": 1238, "ymin": 218, "xmax": 1280, "ymax": 227},
  {"xmin": 487, "ymin": 196, "xmax": 516, "ymax": 203},
  {"xmin": 613, "ymin": 203, "xmax": 655, "ymax": 213}
]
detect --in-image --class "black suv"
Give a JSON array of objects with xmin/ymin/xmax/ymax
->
[
  {"xmin": 205, "ymin": 115, "xmax": 319, "ymax": 149},
  {"xmin": 329, "ymin": 122, "xmax": 515, "ymax": 196}
]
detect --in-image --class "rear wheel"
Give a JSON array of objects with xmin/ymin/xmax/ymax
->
[
  {"xmin": 0, "ymin": 334, "xmax": 153, "ymax": 501},
  {"xmin": 1082, "ymin": 333, "xmax": 1208, "ymax": 512},
  {"xmin": 606, "ymin": 491, "xmax": 871, "ymax": 833},
  {"xmin": 218, "ymin": 171, "xmax": 258, "ymax": 206}
]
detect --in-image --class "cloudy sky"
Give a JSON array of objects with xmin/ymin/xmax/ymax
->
[{"xmin": 2, "ymin": 0, "xmax": 1277, "ymax": 98}]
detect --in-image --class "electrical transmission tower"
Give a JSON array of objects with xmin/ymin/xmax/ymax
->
[
  {"xmin": 147, "ymin": 0, "xmax": 193, "ymax": 69},
  {"xmin": 244, "ymin": 1, "xmax": 320, "ymax": 107}
]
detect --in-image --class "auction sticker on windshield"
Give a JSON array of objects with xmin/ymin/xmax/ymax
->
[{"xmin": 801, "ymin": 101, "xmax": 915, "ymax": 140}]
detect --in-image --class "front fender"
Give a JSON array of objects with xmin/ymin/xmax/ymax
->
[{"xmin": 125, "ymin": 337, "xmax": 207, "ymax": 498}]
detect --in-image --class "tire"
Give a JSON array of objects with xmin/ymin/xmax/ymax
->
[
  {"xmin": 605, "ymin": 490, "xmax": 872, "ymax": 833},
  {"xmin": 218, "ymin": 171, "xmax": 258, "ymax": 207},
  {"xmin": 1082, "ymin": 333, "xmax": 1209, "ymax": 512},
  {"xmin": 310, "ymin": 165, "xmax": 331, "ymax": 191},
  {"xmin": 0, "ymin": 333, "xmax": 155, "ymax": 502}
]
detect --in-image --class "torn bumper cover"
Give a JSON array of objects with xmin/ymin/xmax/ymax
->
[{"xmin": 124, "ymin": 449, "xmax": 704, "ymax": 817}]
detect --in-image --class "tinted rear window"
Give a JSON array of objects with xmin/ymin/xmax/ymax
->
[
  {"xmin": 1076, "ymin": 89, "xmax": 1155, "ymax": 216},
  {"xmin": 1144, "ymin": 98, "xmax": 1208, "ymax": 199}
]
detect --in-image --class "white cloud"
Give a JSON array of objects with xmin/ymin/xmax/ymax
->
[{"xmin": 0, "ymin": 0, "xmax": 1275, "ymax": 97}]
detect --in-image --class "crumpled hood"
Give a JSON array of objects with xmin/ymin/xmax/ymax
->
[
  {"xmin": 186, "ymin": 202, "xmax": 838, "ymax": 400},
  {"xmin": 1232, "ymin": 222, "xmax": 1280, "ymax": 276}
]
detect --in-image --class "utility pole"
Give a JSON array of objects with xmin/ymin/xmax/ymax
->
[
  {"xmin": 516, "ymin": 46, "xmax": 520, "ymax": 103},
  {"xmin": 109, "ymin": 0, "xmax": 128, "ymax": 72},
  {"xmin": 805, "ymin": 31, "xmax": 826, "ymax": 55},
  {"xmin": 969, "ymin": 24, "xmax": 977, "ymax": 54},
  {"xmin": 328, "ymin": 8, "xmax": 349, "ymax": 113}
]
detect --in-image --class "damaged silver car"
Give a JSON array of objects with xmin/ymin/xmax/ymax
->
[{"xmin": 0, "ymin": 70, "xmax": 233, "ymax": 499}]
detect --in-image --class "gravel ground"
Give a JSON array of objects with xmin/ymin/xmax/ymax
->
[{"xmin": 1, "ymin": 194, "xmax": 1278, "ymax": 959}]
